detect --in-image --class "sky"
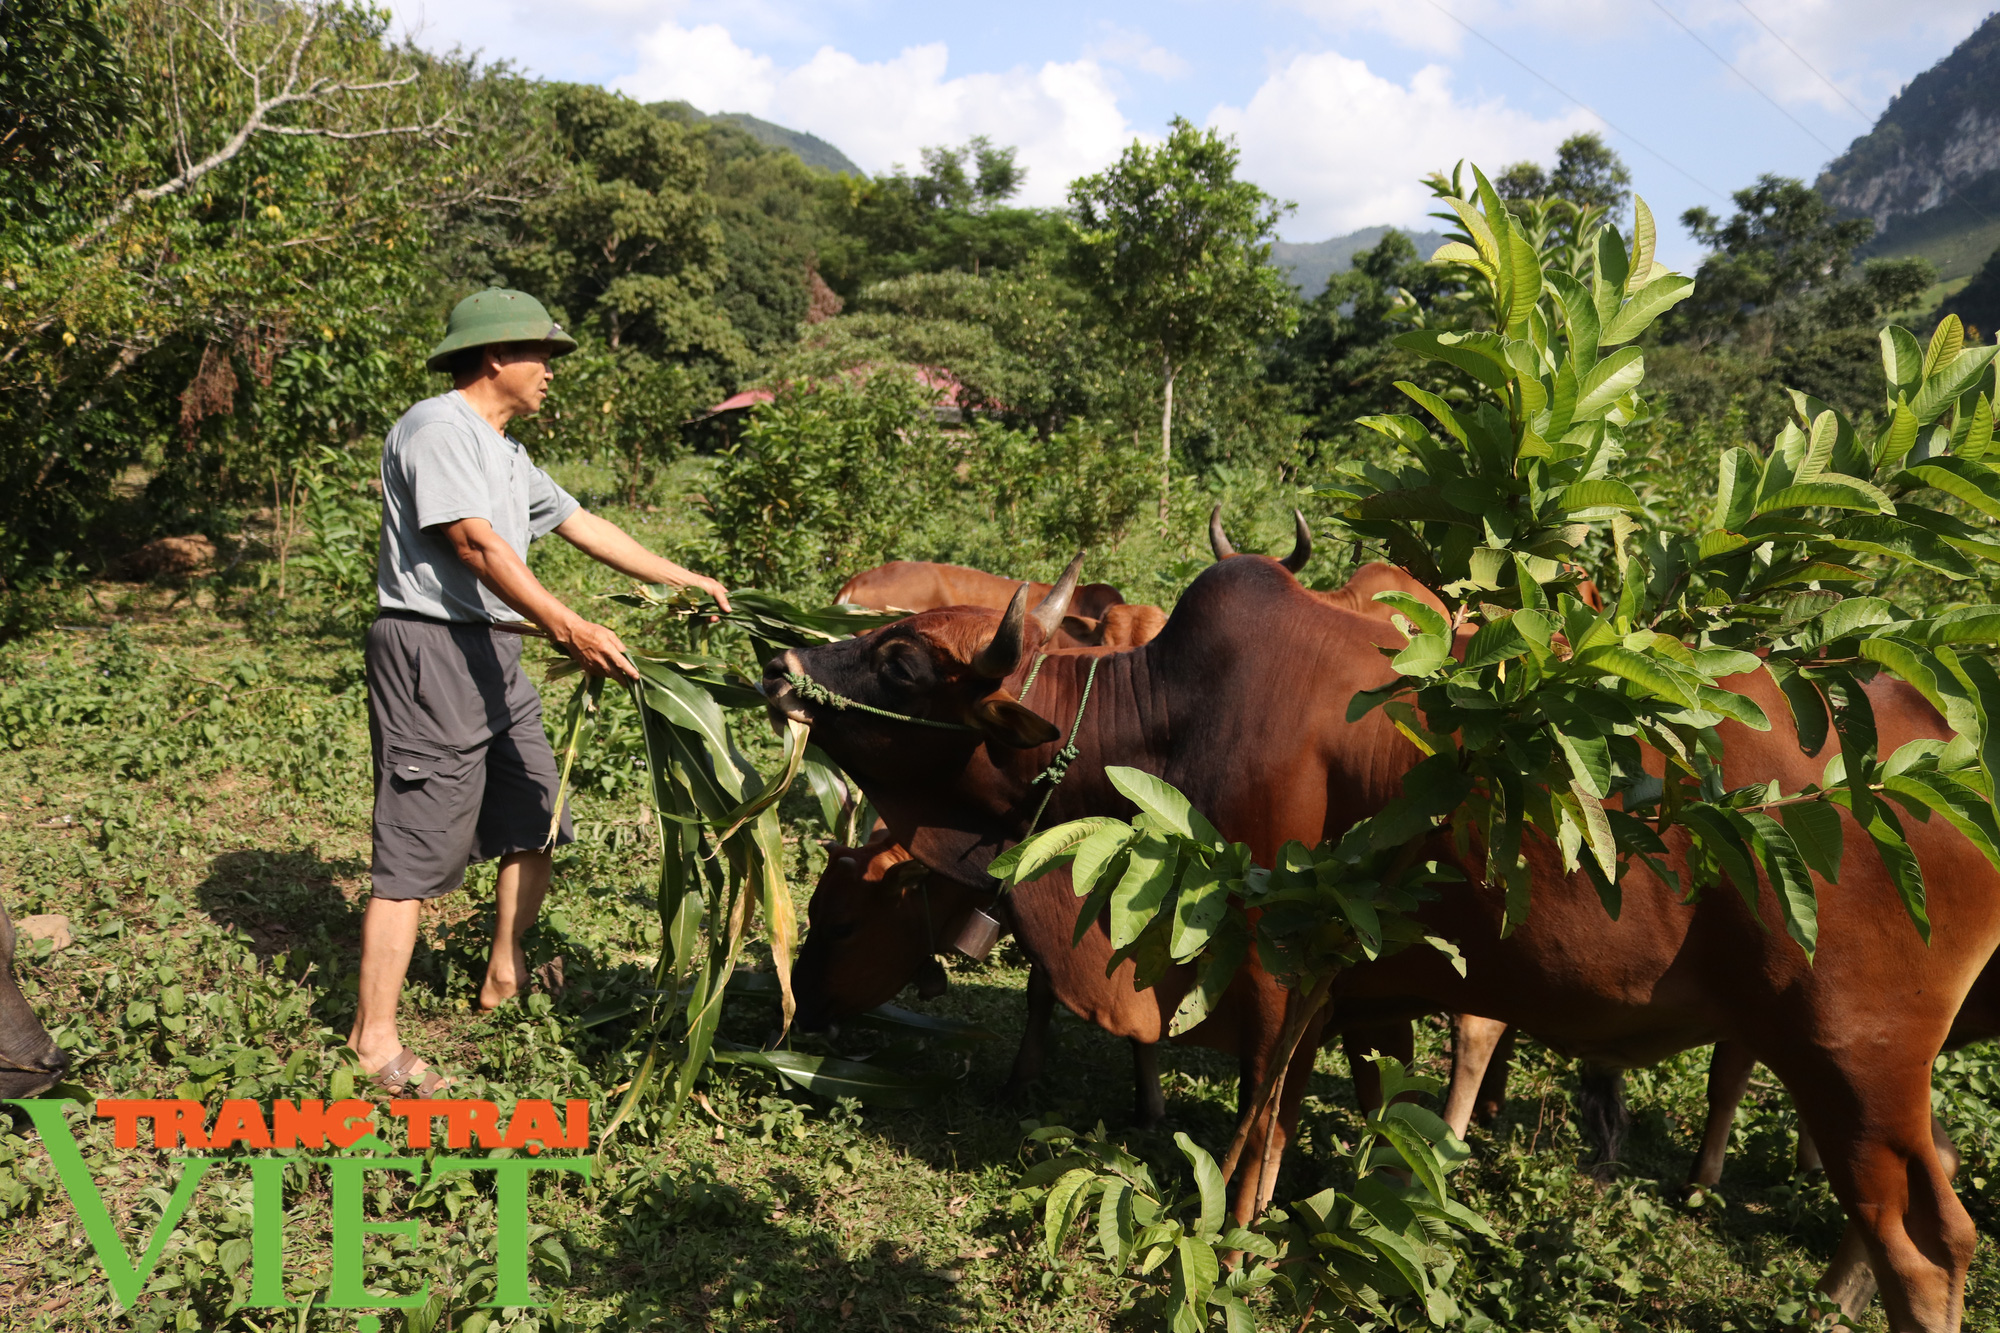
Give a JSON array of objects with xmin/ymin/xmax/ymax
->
[{"xmin": 378, "ymin": 0, "xmax": 1995, "ymax": 271}]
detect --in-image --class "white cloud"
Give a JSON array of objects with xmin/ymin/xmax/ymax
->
[
  {"xmin": 1083, "ymin": 23, "xmax": 1190, "ymax": 79},
  {"xmin": 1287, "ymin": 0, "xmax": 1992, "ymax": 117},
  {"xmin": 614, "ymin": 22, "xmax": 1139, "ymax": 205},
  {"xmin": 1209, "ymin": 50, "xmax": 1596, "ymax": 238}
]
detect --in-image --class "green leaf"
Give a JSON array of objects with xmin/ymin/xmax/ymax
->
[
  {"xmin": 1572, "ymin": 646, "xmax": 1695, "ymax": 706},
  {"xmin": 1710, "ymin": 447, "xmax": 1763, "ymax": 532},
  {"xmin": 1882, "ymin": 325, "xmax": 1924, "ymax": 400},
  {"xmin": 1169, "ymin": 857, "xmax": 1231, "ymax": 960},
  {"xmin": 1107, "ymin": 834, "xmax": 1177, "ymax": 949},
  {"xmin": 1923, "ymin": 313, "xmax": 1965, "ymax": 384},
  {"xmin": 1628, "ymin": 196, "xmax": 1658, "ymax": 292},
  {"xmin": 710, "ymin": 1049, "xmax": 947, "ymax": 1108},
  {"xmin": 1000, "ymin": 816, "xmax": 1129, "ymax": 886},
  {"xmin": 1505, "ymin": 226, "xmax": 1541, "ymax": 331},
  {"xmin": 1779, "ymin": 799, "xmax": 1844, "ymax": 883},
  {"xmin": 1895, "ymin": 456, "xmax": 2000, "ymax": 520},
  {"xmin": 1876, "ymin": 402, "xmax": 1920, "ymax": 470},
  {"xmin": 1460, "ymin": 616, "xmax": 1529, "ymax": 671},
  {"xmin": 1106, "ymin": 768, "xmax": 1223, "ymax": 844},
  {"xmin": 1373, "ymin": 590, "xmax": 1450, "ymax": 639},
  {"xmin": 1068, "ymin": 822, "xmax": 1141, "ymax": 900},
  {"xmin": 1797, "ymin": 410, "xmax": 1837, "ymax": 484},
  {"xmin": 1396, "ymin": 381, "xmax": 1469, "ymax": 443},
  {"xmin": 1739, "ymin": 811, "xmax": 1819, "ymax": 960},
  {"xmin": 1913, "ymin": 342, "xmax": 1998, "ymax": 424},
  {"xmin": 1097, "ymin": 1178, "xmax": 1134, "ymax": 1264},
  {"xmin": 1555, "ymin": 478, "xmax": 1642, "ymax": 515},
  {"xmin": 1371, "ymin": 1114, "xmax": 1451, "ymax": 1206},
  {"xmin": 1176, "ymin": 1131, "xmax": 1229, "ymax": 1239},
  {"xmin": 1169, "ymin": 922, "xmax": 1247, "ymax": 1036},
  {"xmin": 1572, "ymin": 346, "xmax": 1644, "ymax": 420},
  {"xmin": 1757, "ymin": 481, "xmax": 1893, "ymax": 515},
  {"xmin": 1961, "ymin": 394, "xmax": 1994, "ymax": 459},
  {"xmin": 1600, "ymin": 273, "xmax": 1693, "ymax": 345},
  {"xmin": 1176, "ymin": 1236, "xmax": 1220, "ymax": 1312},
  {"xmin": 1044, "ymin": 1168, "xmax": 1096, "ymax": 1261},
  {"xmin": 1394, "ymin": 329, "xmax": 1513, "ymax": 391},
  {"xmin": 1679, "ymin": 803, "xmax": 1761, "ymax": 913},
  {"xmin": 1885, "ymin": 771, "xmax": 2000, "ymax": 871}
]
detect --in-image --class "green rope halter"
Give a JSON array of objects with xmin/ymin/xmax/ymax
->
[
  {"xmin": 782, "ymin": 670, "xmax": 983, "ymax": 732},
  {"xmin": 783, "ymin": 650, "xmax": 1096, "ymax": 839},
  {"xmin": 1017, "ymin": 653, "xmax": 1098, "ymax": 839}
]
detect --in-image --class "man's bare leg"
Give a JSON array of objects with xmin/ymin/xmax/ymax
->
[
  {"xmin": 479, "ymin": 850, "xmax": 550, "ymax": 1010},
  {"xmin": 349, "ymin": 896, "xmax": 424, "ymax": 1074}
]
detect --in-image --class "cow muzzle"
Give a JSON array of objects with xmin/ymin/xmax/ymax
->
[{"xmin": 759, "ymin": 649, "xmax": 815, "ymax": 728}]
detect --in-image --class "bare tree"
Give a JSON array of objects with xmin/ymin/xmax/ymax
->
[{"xmin": 79, "ymin": 0, "xmax": 454, "ymax": 246}]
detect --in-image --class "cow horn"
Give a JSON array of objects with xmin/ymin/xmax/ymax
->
[
  {"xmin": 1208, "ymin": 504, "xmax": 1236, "ymax": 560},
  {"xmin": 972, "ymin": 583, "xmax": 1030, "ymax": 678},
  {"xmin": 1031, "ymin": 550, "xmax": 1085, "ymax": 636},
  {"xmin": 1282, "ymin": 509, "xmax": 1313, "ymax": 573}
]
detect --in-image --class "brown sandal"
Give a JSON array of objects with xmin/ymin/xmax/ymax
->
[{"xmin": 370, "ymin": 1046, "xmax": 454, "ymax": 1096}]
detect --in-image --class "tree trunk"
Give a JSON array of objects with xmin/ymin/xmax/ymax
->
[{"xmin": 1158, "ymin": 359, "xmax": 1176, "ymax": 533}]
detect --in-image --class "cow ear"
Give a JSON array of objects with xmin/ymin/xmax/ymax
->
[{"xmin": 972, "ymin": 697, "xmax": 1061, "ymax": 749}]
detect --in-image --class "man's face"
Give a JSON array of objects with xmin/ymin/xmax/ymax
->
[{"xmin": 488, "ymin": 344, "xmax": 556, "ymax": 416}]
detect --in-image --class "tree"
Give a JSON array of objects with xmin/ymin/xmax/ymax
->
[
  {"xmin": 819, "ymin": 135, "xmax": 1065, "ymax": 292},
  {"xmin": 1494, "ymin": 132, "xmax": 1631, "ymax": 221},
  {"xmin": 1270, "ymin": 229, "xmax": 1464, "ymax": 445},
  {"xmin": 0, "ymin": 0, "xmax": 522, "ymax": 588},
  {"xmin": 1672, "ymin": 175, "xmax": 1881, "ymax": 346},
  {"xmin": 1065, "ymin": 117, "xmax": 1297, "ymax": 526},
  {"xmin": 498, "ymin": 84, "xmax": 741, "ymax": 371}
]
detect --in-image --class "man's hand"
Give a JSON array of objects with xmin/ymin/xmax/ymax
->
[
  {"xmin": 548, "ymin": 618, "xmax": 639, "ymax": 682},
  {"xmin": 555, "ymin": 509, "xmax": 733, "ymax": 612}
]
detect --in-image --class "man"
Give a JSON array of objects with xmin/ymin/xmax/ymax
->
[{"xmin": 352, "ymin": 288, "xmax": 730, "ymax": 1094}]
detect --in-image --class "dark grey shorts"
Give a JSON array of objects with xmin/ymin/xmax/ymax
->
[{"xmin": 365, "ymin": 612, "xmax": 575, "ymax": 901}]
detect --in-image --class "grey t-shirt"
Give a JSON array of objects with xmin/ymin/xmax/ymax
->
[{"xmin": 376, "ymin": 391, "xmax": 580, "ymax": 623}]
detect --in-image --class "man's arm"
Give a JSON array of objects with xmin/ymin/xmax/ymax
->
[
  {"xmin": 553, "ymin": 509, "xmax": 733, "ymax": 611},
  {"xmin": 439, "ymin": 518, "xmax": 639, "ymax": 681}
]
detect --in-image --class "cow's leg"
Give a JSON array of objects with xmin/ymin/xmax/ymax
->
[
  {"xmin": 1689, "ymin": 1040, "xmax": 1757, "ymax": 1189},
  {"xmin": 1821, "ymin": 1120, "xmax": 1962, "ymax": 1324},
  {"xmin": 1474, "ymin": 1022, "xmax": 1517, "ymax": 1125},
  {"xmin": 1130, "ymin": 1040, "xmax": 1165, "ymax": 1129},
  {"xmin": 999, "ymin": 963, "xmax": 1056, "ymax": 1101},
  {"xmin": 1798, "ymin": 1126, "xmax": 1824, "ymax": 1174},
  {"xmin": 1443, "ymin": 1015, "xmax": 1510, "ymax": 1138},
  {"xmin": 1342, "ymin": 1021, "xmax": 1415, "ymax": 1118},
  {"xmin": 1776, "ymin": 1057, "xmax": 1973, "ymax": 1333},
  {"xmin": 1577, "ymin": 1064, "xmax": 1629, "ymax": 1170}
]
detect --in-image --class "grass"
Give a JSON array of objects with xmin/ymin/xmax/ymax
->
[{"xmin": 0, "ymin": 477, "xmax": 1993, "ymax": 1332}]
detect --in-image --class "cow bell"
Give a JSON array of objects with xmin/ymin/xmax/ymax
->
[{"xmin": 951, "ymin": 906, "xmax": 1003, "ymax": 961}]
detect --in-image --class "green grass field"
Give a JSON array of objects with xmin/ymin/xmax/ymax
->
[{"xmin": 0, "ymin": 481, "xmax": 1993, "ymax": 1333}]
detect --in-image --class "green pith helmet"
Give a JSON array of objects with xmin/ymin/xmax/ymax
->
[{"xmin": 425, "ymin": 288, "xmax": 578, "ymax": 372}]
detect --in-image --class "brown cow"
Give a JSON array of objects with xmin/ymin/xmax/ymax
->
[
  {"xmin": 765, "ymin": 554, "xmax": 1999, "ymax": 1331},
  {"xmin": 836, "ymin": 560, "xmax": 1126, "ymax": 623},
  {"xmin": 794, "ymin": 560, "xmax": 1443, "ymax": 1125}
]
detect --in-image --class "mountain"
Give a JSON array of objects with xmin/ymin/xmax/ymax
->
[
  {"xmin": 1272, "ymin": 226, "xmax": 1449, "ymax": 297},
  {"xmin": 1818, "ymin": 13, "xmax": 2000, "ymax": 282},
  {"xmin": 652, "ymin": 101, "xmax": 863, "ymax": 176}
]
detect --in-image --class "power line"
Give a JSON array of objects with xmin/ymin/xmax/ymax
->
[
  {"xmin": 1716, "ymin": 1, "xmax": 1998, "ymax": 230},
  {"xmin": 1731, "ymin": 0, "xmax": 1872, "ymax": 122},
  {"xmin": 1646, "ymin": 0, "xmax": 1840, "ymax": 156},
  {"xmin": 1418, "ymin": 0, "xmax": 1729, "ymax": 204}
]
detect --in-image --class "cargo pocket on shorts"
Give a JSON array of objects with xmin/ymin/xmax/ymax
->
[{"xmin": 377, "ymin": 739, "xmax": 475, "ymax": 833}]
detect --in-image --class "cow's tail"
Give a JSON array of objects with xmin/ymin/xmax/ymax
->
[{"xmin": 1577, "ymin": 1062, "xmax": 1629, "ymax": 1172}]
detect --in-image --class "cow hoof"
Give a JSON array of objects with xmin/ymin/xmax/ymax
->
[{"xmin": 991, "ymin": 1080, "xmax": 1036, "ymax": 1110}]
